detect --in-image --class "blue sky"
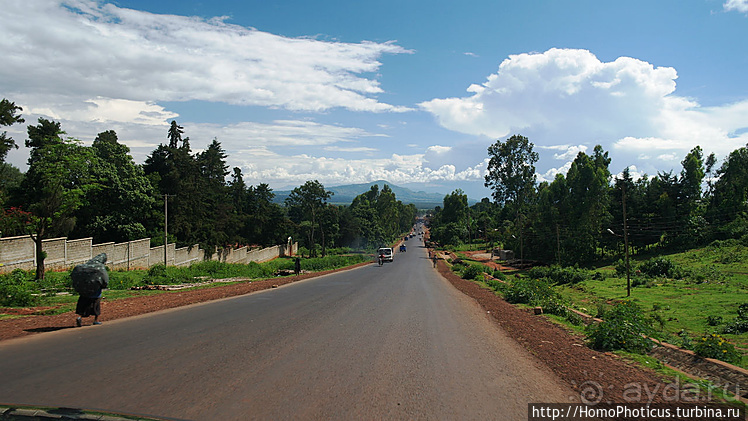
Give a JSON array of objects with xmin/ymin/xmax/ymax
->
[{"xmin": 2, "ymin": 0, "xmax": 747, "ymax": 199}]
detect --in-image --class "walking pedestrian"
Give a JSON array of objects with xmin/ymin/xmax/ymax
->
[
  {"xmin": 294, "ymin": 257, "xmax": 301, "ymax": 276},
  {"xmin": 76, "ymin": 288, "xmax": 104, "ymax": 326},
  {"xmin": 72, "ymin": 253, "xmax": 108, "ymax": 327}
]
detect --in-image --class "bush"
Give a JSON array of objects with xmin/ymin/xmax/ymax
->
[
  {"xmin": 527, "ymin": 265, "xmax": 590, "ymax": 285},
  {"xmin": 296, "ymin": 254, "xmax": 368, "ymax": 272},
  {"xmin": 0, "ymin": 270, "xmax": 38, "ymax": 307},
  {"xmin": 460, "ymin": 264, "xmax": 482, "ymax": 280},
  {"xmin": 325, "ymin": 247, "xmax": 353, "ymax": 255},
  {"xmin": 504, "ymin": 278, "xmax": 554, "ymax": 305},
  {"xmin": 678, "ymin": 329, "xmax": 693, "ymax": 350},
  {"xmin": 108, "ymin": 270, "xmax": 145, "ymax": 290},
  {"xmin": 492, "ymin": 269, "xmax": 507, "ymax": 281},
  {"xmin": 687, "ymin": 265, "xmax": 725, "ymax": 284},
  {"xmin": 693, "ymin": 333, "xmax": 742, "ymax": 364},
  {"xmin": 485, "ymin": 279, "xmax": 505, "ymax": 292},
  {"xmin": 586, "ymin": 301, "xmax": 656, "ymax": 354},
  {"xmin": 638, "ymin": 257, "xmax": 683, "ymax": 279},
  {"xmin": 614, "ymin": 259, "xmax": 630, "ymax": 278},
  {"xmin": 722, "ymin": 303, "xmax": 748, "ymax": 334},
  {"xmin": 144, "ymin": 264, "xmax": 170, "ymax": 285},
  {"xmin": 706, "ymin": 315, "xmax": 723, "ymax": 326}
]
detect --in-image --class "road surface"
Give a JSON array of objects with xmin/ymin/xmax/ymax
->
[{"xmin": 0, "ymin": 240, "xmax": 574, "ymax": 420}]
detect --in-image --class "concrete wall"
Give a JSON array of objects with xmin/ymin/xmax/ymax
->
[{"xmin": 0, "ymin": 234, "xmax": 298, "ymax": 273}]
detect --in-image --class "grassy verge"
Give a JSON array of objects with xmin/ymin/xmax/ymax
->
[
  {"xmin": 0, "ymin": 254, "xmax": 370, "ymax": 315},
  {"xmin": 443, "ymin": 241, "xmax": 748, "ymax": 368}
]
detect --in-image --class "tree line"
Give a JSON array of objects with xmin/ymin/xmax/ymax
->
[
  {"xmin": 429, "ymin": 134, "xmax": 748, "ymax": 266},
  {"xmin": 0, "ymin": 99, "xmax": 416, "ymax": 279}
]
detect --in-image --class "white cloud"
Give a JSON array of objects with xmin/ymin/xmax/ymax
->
[
  {"xmin": 538, "ymin": 144, "xmax": 588, "ymax": 161},
  {"xmin": 229, "ymin": 148, "xmax": 487, "ymax": 189},
  {"xmin": 323, "ymin": 146, "xmax": 378, "ymax": 153},
  {"xmin": 0, "ymin": 0, "xmax": 412, "ymax": 121},
  {"xmin": 426, "ymin": 145, "xmax": 453, "ymax": 154},
  {"xmin": 420, "ymin": 48, "xmax": 748, "ymax": 174},
  {"xmin": 724, "ymin": 0, "xmax": 748, "ymax": 13}
]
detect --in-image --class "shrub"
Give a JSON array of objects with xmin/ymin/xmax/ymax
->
[
  {"xmin": 492, "ymin": 269, "xmax": 507, "ymax": 281},
  {"xmin": 0, "ymin": 270, "xmax": 38, "ymax": 307},
  {"xmin": 678, "ymin": 329, "xmax": 693, "ymax": 350},
  {"xmin": 504, "ymin": 277, "xmax": 574, "ymax": 320},
  {"xmin": 687, "ymin": 265, "xmax": 726, "ymax": 284},
  {"xmin": 706, "ymin": 315, "xmax": 723, "ymax": 326},
  {"xmin": 586, "ymin": 301, "xmax": 656, "ymax": 354},
  {"xmin": 527, "ymin": 265, "xmax": 590, "ymax": 285},
  {"xmin": 565, "ymin": 311, "xmax": 584, "ymax": 326},
  {"xmin": 693, "ymin": 333, "xmax": 742, "ymax": 364},
  {"xmin": 722, "ymin": 303, "xmax": 748, "ymax": 334},
  {"xmin": 631, "ymin": 277, "xmax": 651, "ymax": 288},
  {"xmin": 637, "ymin": 257, "xmax": 683, "ymax": 279},
  {"xmin": 460, "ymin": 264, "xmax": 482, "ymax": 280},
  {"xmin": 614, "ymin": 259, "xmax": 630, "ymax": 278},
  {"xmin": 297, "ymin": 254, "xmax": 368, "ymax": 272},
  {"xmin": 485, "ymin": 279, "xmax": 505, "ymax": 292},
  {"xmin": 144, "ymin": 264, "xmax": 169, "ymax": 285},
  {"xmin": 504, "ymin": 278, "xmax": 553, "ymax": 305},
  {"xmin": 325, "ymin": 247, "xmax": 353, "ymax": 255},
  {"xmin": 108, "ymin": 270, "xmax": 145, "ymax": 290}
]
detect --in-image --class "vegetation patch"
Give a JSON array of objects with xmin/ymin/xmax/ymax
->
[
  {"xmin": 0, "ymin": 254, "xmax": 369, "ymax": 313},
  {"xmin": 586, "ymin": 300, "xmax": 657, "ymax": 354},
  {"xmin": 693, "ymin": 333, "xmax": 743, "ymax": 364}
]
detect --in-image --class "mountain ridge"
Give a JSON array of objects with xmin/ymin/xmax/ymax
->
[{"xmin": 273, "ymin": 180, "xmax": 451, "ymax": 208}]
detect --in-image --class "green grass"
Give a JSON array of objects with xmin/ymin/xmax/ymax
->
[
  {"xmin": 447, "ymin": 240, "xmax": 748, "ymax": 368},
  {"xmin": 555, "ymin": 245, "xmax": 748, "ymax": 368}
]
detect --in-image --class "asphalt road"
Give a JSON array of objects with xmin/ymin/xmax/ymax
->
[{"xmin": 0, "ymin": 239, "xmax": 575, "ymax": 420}]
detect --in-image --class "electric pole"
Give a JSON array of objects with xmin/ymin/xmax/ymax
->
[
  {"xmin": 622, "ymin": 184, "xmax": 630, "ymax": 297},
  {"xmin": 164, "ymin": 194, "xmax": 175, "ymax": 267}
]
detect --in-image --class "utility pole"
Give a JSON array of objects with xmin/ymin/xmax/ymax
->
[
  {"xmin": 556, "ymin": 223, "xmax": 561, "ymax": 266},
  {"xmin": 164, "ymin": 194, "xmax": 175, "ymax": 267},
  {"xmin": 622, "ymin": 184, "xmax": 630, "ymax": 297}
]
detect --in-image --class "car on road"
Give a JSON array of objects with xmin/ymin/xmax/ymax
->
[{"xmin": 378, "ymin": 247, "xmax": 394, "ymax": 262}]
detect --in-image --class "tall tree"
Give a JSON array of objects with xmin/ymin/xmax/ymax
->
[
  {"xmin": 285, "ymin": 180, "xmax": 332, "ymax": 256},
  {"xmin": 167, "ymin": 120, "xmax": 184, "ymax": 149},
  {"xmin": 194, "ymin": 139, "xmax": 231, "ymax": 256},
  {"xmin": 485, "ymin": 135, "xmax": 538, "ymax": 260},
  {"xmin": 17, "ymin": 121, "xmax": 96, "ymax": 279},
  {"xmin": 0, "ymin": 99, "xmax": 24, "ymax": 163},
  {"xmin": 709, "ymin": 146, "xmax": 748, "ymax": 224},
  {"xmin": 564, "ymin": 145, "xmax": 612, "ymax": 261},
  {"xmin": 144, "ymin": 123, "xmax": 202, "ymax": 247},
  {"xmin": 71, "ymin": 130, "xmax": 156, "ymax": 242},
  {"xmin": 484, "ymin": 134, "xmax": 538, "ymax": 206}
]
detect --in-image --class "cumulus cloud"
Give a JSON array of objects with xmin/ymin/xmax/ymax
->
[
  {"xmin": 538, "ymin": 144, "xmax": 588, "ymax": 161},
  {"xmin": 0, "ymin": 0, "xmax": 411, "ymax": 121},
  {"xmin": 724, "ymin": 0, "xmax": 748, "ymax": 13},
  {"xmin": 420, "ymin": 48, "xmax": 748, "ymax": 175}
]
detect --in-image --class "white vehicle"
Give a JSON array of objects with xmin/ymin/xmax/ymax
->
[{"xmin": 377, "ymin": 247, "xmax": 394, "ymax": 262}]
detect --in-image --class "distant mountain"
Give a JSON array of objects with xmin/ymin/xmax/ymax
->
[{"xmin": 273, "ymin": 180, "xmax": 448, "ymax": 209}]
